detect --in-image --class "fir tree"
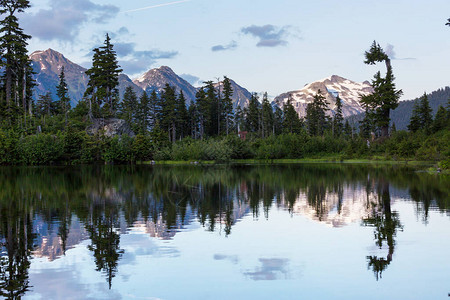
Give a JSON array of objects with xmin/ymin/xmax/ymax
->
[
  {"xmin": 360, "ymin": 41, "xmax": 402, "ymax": 137},
  {"xmin": 306, "ymin": 90, "xmax": 329, "ymax": 136},
  {"xmin": 195, "ymin": 87, "xmax": 208, "ymax": 139},
  {"xmin": 282, "ymin": 94, "xmax": 302, "ymax": 134},
  {"xmin": 0, "ymin": 0, "xmax": 33, "ymax": 124},
  {"xmin": 137, "ymin": 91, "xmax": 150, "ymax": 134},
  {"xmin": 261, "ymin": 92, "xmax": 274, "ymax": 138},
  {"xmin": 204, "ymin": 81, "xmax": 218, "ymax": 136},
  {"xmin": 84, "ymin": 34, "xmax": 122, "ymax": 118},
  {"xmin": 175, "ymin": 91, "xmax": 188, "ymax": 140},
  {"xmin": 56, "ymin": 67, "xmax": 71, "ymax": 126},
  {"xmin": 431, "ymin": 105, "xmax": 448, "ymax": 133},
  {"xmin": 344, "ymin": 120, "xmax": 352, "ymax": 137},
  {"xmin": 245, "ymin": 93, "xmax": 260, "ymax": 134},
  {"xmin": 222, "ymin": 76, "xmax": 234, "ymax": 135},
  {"xmin": 120, "ymin": 86, "xmax": 138, "ymax": 128},
  {"xmin": 333, "ymin": 96, "xmax": 344, "ymax": 137},
  {"xmin": 160, "ymin": 84, "xmax": 177, "ymax": 142},
  {"xmin": 273, "ymin": 106, "xmax": 283, "ymax": 135},
  {"xmin": 148, "ymin": 90, "xmax": 159, "ymax": 129},
  {"xmin": 407, "ymin": 93, "xmax": 432, "ymax": 132}
]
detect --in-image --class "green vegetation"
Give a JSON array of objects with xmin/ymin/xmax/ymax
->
[{"xmin": 0, "ymin": 4, "xmax": 448, "ymax": 167}]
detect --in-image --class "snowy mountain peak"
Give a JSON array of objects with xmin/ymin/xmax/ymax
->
[{"xmin": 274, "ymin": 75, "xmax": 373, "ymax": 118}]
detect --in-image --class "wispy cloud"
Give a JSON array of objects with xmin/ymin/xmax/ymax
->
[
  {"xmin": 386, "ymin": 43, "xmax": 416, "ymax": 60},
  {"xmin": 113, "ymin": 41, "xmax": 178, "ymax": 75},
  {"xmin": 180, "ymin": 74, "xmax": 201, "ymax": 86},
  {"xmin": 211, "ymin": 41, "xmax": 238, "ymax": 52},
  {"xmin": 123, "ymin": 0, "xmax": 190, "ymax": 13},
  {"xmin": 241, "ymin": 24, "xmax": 296, "ymax": 47}
]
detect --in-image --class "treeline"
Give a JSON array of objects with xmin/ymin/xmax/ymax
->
[{"xmin": 0, "ymin": 3, "xmax": 449, "ymax": 166}]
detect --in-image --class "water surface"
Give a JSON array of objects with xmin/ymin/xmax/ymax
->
[{"xmin": 0, "ymin": 164, "xmax": 448, "ymax": 299}]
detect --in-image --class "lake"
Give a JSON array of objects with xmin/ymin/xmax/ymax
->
[{"xmin": 0, "ymin": 164, "xmax": 448, "ymax": 299}]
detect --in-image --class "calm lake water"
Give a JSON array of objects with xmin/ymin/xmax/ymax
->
[{"xmin": 0, "ymin": 164, "xmax": 449, "ymax": 299}]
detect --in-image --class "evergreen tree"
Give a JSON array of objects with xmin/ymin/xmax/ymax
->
[
  {"xmin": 261, "ymin": 92, "xmax": 273, "ymax": 137},
  {"xmin": 222, "ymin": 76, "xmax": 234, "ymax": 135},
  {"xmin": 204, "ymin": 81, "xmax": 218, "ymax": 136},
  {"xmin": 160, "ymin": 84, "xmax": 177, "ymax": 142},
  {"xmin": 148, "ymin": 90, "xmax": 159, "ymax": 129},
  {"xmin": 273, "ymin": 105, "xmax": 283, "ymax": 135},
  {"xmin": 245, "ymin": 93, "xmax": 260, "ymax": 134},
  {"xmin": 175, "ymin": 91, "xmax": 188, "ymax": 140},
  {"xmin": 282, "ymin": 95, "xmax": 302, "ymax": 134},
  {"xmin": 36, "ymin": 92, "xmax": 54, "ymax": 125},
  {"xmin": 0, "ymin": 0, "xmax": 33, "ymax": 125},
  {"xmin": 120, "ymin": 87, "xmax": 138, "ymax": 128},
  {"xmin": 187, "ymin": 101, "xmax": 199, "ymax": 138},
  {"xmin": 56, "ymin": 67, "xmax": 71, "ymax": 126},
  {"xmin": 234, "ymin": 105, "xmax": 245, "ymax": 133},
  {"xmin": 84, "ymin": 34, "xmax": 122, "ymax": 118},
  {"xmin": 137, "ymin": 91, "xmax": 150, "ymax": 134},
  {"xmin": 407, "ymin": 93, "xmax": 433, "ymax": 132},
  {"xmin": 359, "ymin": 106, "xmax": 375, "ymax": 138},
  {"xmin": 360, "ymin": 41, "xmax": 402, "ymax": 137},
  {"xmin": 333, "ymin": 96, "xmax": 344, "ymax": 137},
  {"xmin": 344, "ymin": 120, "xmax": 352, "ymax": 137},
  {"xmin": 195, "ymin": 87, "xmax": 208, "ymax": 139},
  {"xmin": 431, "ymin": 105, "xmax": 448, "ymax": 133},
  {"xmin": 306, "ymin": 90, "xmax": 329, "ymax": 136},
  {"xmin": 407, "ymin": 99, "xmax": 421, "ymax": 132}
]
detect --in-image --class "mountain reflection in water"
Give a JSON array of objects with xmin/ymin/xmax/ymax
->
[{"xmin": 0, "ymin": 164, "xmax": 448, "ymax": 298}]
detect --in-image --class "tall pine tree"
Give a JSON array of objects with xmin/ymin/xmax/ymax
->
[
  {"xmin": 84, "ymin": 34, "xmax": 122, "ymax": 118},
  {"xmin": 222, "ymin": 76, "xmax": 234, "ymax": 135},
  {"xmin": 360, "ymin": 41, "xmax": 402, "ymax": 137},
  {"xmin": 56, "ymin": 67, "xmax": 71, "ymax": 126},
  {"xmin": 0, "ymin": 0, "xmax": 33, "ymax": 125}
]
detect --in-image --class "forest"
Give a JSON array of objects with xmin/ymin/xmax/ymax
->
[{"xmin": 0, "ymin": 1, "xmax": 449, "ymax": 167}]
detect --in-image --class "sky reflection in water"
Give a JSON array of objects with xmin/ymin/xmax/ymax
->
[{"xmin": 0, "ymin": 164, "xmax": 448, "ymax": 300}]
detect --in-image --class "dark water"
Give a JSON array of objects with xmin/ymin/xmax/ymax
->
[{"xmin": 0, "ymin": 164, "xmax": 448, "ymax": 300}]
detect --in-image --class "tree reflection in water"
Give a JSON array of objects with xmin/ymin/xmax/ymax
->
[
  {"xmin": 362, "ymin": 179, "xmax": 403, "ymax": 280},
  {"xmin": 0, "ymin": 164, "xmax": 448, "ymax": 293}
]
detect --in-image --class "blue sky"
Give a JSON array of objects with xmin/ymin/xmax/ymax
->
[{"xmin": 21, "ymin": 0, "xmax": 450, "ymax": 100}]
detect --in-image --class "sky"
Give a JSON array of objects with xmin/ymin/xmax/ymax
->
[{"xmin": 19, "ymin": 0, "xmax": 450, "ymax": 100}]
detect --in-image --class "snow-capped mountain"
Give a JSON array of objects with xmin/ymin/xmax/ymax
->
[
  {"xmin": 274, "ymin": 75, "xmax": 373, "ymax": 118},
  {"xmin": 133, "ymin": 66, "xmax": 198, "ymax": 103}
]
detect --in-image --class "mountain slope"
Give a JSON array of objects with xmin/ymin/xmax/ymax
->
[
  {"xmin": 30, "ymin": 49, "xmax": 143, "ymax": 104},
  {"xmin": 133, "ymin": 66, "xmax": 197, "ymax": 103},
  {"xmin": 274, "ymin": 75, "xmax": 373, "ymax": 118},
  {"xmin": 30, "ymin": 49, "xmax": 89, "ymax": 105}
]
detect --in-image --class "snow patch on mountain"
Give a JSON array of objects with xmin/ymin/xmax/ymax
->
[{"xmin": 274, "ymin": 75, "xmax": 373, "ymax": 118}]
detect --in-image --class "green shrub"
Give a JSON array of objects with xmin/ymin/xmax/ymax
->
[{"xmin": 17, "ymin": 133, "xmax": 64, "ymax": 165}]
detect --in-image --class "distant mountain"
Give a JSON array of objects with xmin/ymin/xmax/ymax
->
[
  {"xmin": 30, "ymin": 49, "xmax": 142, "ymax": 104},
  {"xmin": 30, "ymin": 49, "xmax": 88, "ymax": 105},
  {"xmin": 213, "ymin": 78, "xmax": 252, "ymax": 108},
  {"xmin": 133, "ymin": 66, "xmax": 197, "ymax": 104},
  {"xmin": 274, "ymin": 75, "xmax": 373, "ymax": 118},
  {"xmin": 29, "ymin": 50, "xmax": 254, "ymax": 109}
]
